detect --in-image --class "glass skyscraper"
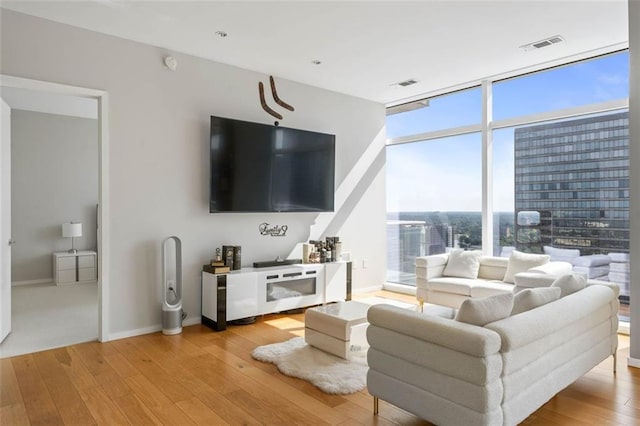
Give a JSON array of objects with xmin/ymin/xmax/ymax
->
[{"xmin": 513, "ymin": 111, "xmax": 630, "ymax": 256}]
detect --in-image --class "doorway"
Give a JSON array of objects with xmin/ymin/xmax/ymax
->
[{"xmin": 0, "ymin": 75, "xmax": 109, "ymax": 357}]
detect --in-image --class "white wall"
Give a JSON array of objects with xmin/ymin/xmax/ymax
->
[
  {"xmin": 628, "ymin": 0, "xmax": 639, "ymax": 366},
  {"xmin": 11, "ymin": 110, "xmax": 98, "ymax": 283},
  {"xmin": 1, "ymin": 98, "xmax": 11, "ymax": 342},
  {"xmin": 0, "ymin": 10, "xmax": 387, "ymax": 338}
]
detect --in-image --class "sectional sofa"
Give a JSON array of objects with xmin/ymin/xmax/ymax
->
[
  {"xmin": 367, "ymin": 282, "xmax": 619, "ymax": 425},
  {"xmin": 415, "ymin": 249, "xmax": 574, "ymax": 309}
]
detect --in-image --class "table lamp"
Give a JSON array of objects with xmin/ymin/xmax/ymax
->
[{"xmin": 62, "ymin": 222, "xmax": 82, "ymax": 253}]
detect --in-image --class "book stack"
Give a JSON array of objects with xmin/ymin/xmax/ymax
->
[{"xmin": 203, "ymin": 260, "xmax": 230, "ymax": 275}]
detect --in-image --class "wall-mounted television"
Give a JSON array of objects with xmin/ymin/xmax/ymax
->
[{"xmin": 209, "ymin": 116, "xmax": 335, "ymax": 213}]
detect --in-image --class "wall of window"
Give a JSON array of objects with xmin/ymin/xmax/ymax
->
[
  {"xmin": 387, "ymin": 133, "xmax": 481, "ymax": 285},
  {"xmin": 387, "ymin": 87, "xmax": 481, "ymax": 139},
  {"xmin": 386, "ymin": 51, "xmax": 630, "ymax": 321}
]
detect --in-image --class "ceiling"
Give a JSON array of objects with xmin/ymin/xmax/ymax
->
[{"xmin": 0, "ymin": 1, "xmax": 629, "ymax": 106}]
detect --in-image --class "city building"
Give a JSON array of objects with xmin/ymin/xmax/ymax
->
[
  {"xmin": 514, "ymin": 111, "xmax": 629, "ymax": 255},
  {"xmin": 514, "ymin": 111, "xmax": 630, "ymax": 297}
]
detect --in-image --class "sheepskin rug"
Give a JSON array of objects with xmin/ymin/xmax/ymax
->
[{"xmin": 251, "ymin": 336, "xmax": 368, "ymax": 394}]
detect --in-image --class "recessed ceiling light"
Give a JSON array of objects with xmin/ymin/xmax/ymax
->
[
  {"xmin": 215, "ymin": 31, "xmax": 228, "ymax": 38},
  {"xmin": 311, "ymin": 60, "xmax": 322, "ymax": 65}
]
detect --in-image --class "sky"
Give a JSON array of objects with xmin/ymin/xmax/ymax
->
[{"xmin": 386, "ymin": 51, "xmax": 629, "ymax": 213}]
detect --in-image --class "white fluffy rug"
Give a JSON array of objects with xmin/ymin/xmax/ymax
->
[{"xmin": 251, "ymin": 337, "xmax": 368, "ymax": 394}]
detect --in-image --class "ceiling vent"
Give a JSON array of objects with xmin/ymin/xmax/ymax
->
[
  {"xmin": 392, "ymin": 78, "xmax": 418, "ymax": 88},
  {"xmin": 520, "ymin": 35, "xmax": 564, "ymax": 52}
]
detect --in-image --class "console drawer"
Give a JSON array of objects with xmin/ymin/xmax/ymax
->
[
  {"xmin": 78, "ymin": 267, "xmax": 97, "ymax": 282},
  {"xmin": 78, "ymin": 255, "xmax": 96, "ymax": 268},
  {"xmin": 57, "ymin": 256, "xmax": 76, "ymax": 270}
]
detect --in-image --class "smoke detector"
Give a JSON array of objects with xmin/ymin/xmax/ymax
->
[
  {"xmin": 520, "ymin": 35, "xmax": 564, "ymax": 52},
  {"xmin": 163, "ymin": 56, "xmax": 177, "ymax": 71}
]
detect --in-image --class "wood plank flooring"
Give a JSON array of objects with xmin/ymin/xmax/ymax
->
[{"xmin": 1, "ymin": 291, "xmax": 638, "ymax": 425}]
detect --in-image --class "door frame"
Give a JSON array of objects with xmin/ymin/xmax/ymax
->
[{"xmin": 0, "ymin": 74, "xmax": 110, "ymax": 342}]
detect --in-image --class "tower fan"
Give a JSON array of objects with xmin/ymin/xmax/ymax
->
[{"xmin": 162, "ymin": 236, "xmax": 183, "ymax": 335}]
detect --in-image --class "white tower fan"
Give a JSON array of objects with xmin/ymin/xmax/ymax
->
[{"xmin": 162, "ymin": 236, "xmax": 183, "ymax": 335}]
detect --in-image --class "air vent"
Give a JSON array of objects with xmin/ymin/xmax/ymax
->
[
  {"xmin": 391, "ymin": 78, "xmax": 418, "ymax": 88},
  {"xmin": 520, "ymin": 35, "xmax": 564, "ymax": 52},
  {"xmin": 399, "ymin": 79, "xmax": 417, "ymax": 87}
]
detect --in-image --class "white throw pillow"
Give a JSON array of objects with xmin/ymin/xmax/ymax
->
[
  {"xmin": 511, "ymin": 287, "xmax": 561, "ymax": 315},
  {"xmin": 455, "ymin": 293, "xmax": 514, "ymax": 326},
  {"xmin": 442, "ymin": 249, "xmax": 482, "ymax": 279},
  {"xmin": 503, "ymin": 250, "xmax": 550, "ymax": 284},
  {"xmin": 551, "ymin": 273, "xmax": 587, "ymax": 297}
]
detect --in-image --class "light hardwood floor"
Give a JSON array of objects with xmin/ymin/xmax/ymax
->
[{"xmin": 1, "ymin": 291, "xmax": 638, "ymax": 425}]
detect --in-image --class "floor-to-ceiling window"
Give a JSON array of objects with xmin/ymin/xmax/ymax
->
[
  {"xmin": 386, "ymin": 87, "xmax": 481, "ymax": 286},
  {"xmin": 386, "ymin": 51, "xmax": 630, "ymax": 322}
]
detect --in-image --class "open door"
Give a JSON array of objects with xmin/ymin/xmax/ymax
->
[{"xmin": 0, "ymin": 98, "xmax": 11, "ymax": 343}]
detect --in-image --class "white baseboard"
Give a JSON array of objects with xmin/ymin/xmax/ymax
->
[
  {"xmin": 106, "ymin": 316, "xmax": 201, "ymax": 342},
  {"xmin": 107, "ymin": 324, "xmax": 162, "ymax": 342},
  {"xmin": 12, "ymin": 278, "xmax": 52, "ymax": 287},
  {"xmin": 628, "ymin": 356, "xmax": 640, "ymax": 369},
  {"xmin": 183, "ymin": 316, "xmax": 201, "ymax": 326}
]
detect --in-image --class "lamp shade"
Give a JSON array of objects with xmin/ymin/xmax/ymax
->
[{"xmin": 62, "ymin": 222, "xmax": 82, "ymax": 238}]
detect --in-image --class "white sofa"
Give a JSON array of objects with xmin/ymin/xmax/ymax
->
[
  {"xmin": 367, "ymin": 284, "xmax": 619, "ymax": 426},
  {"xmin": 416, "ymin": 250, "xmax": 573, "ymax": 309}
]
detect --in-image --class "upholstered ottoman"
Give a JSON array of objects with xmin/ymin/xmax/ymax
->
[{"xmin": 305, "ymin": 301, "xmax": 370, "ymax": 359}]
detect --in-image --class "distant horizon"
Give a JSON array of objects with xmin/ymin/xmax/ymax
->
[{"xmin": 387, "ymin": 211, "xmax": 515, "ymax": 214}]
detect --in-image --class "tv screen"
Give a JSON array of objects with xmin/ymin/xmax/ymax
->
[{"xmin": 210, "ymin": 116, "xmax": 335, "ymax": 213}]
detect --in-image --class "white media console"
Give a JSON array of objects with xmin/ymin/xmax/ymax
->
[{"xmin": 201, "ymin": 261, "xmax": 352, "ymax": 331}]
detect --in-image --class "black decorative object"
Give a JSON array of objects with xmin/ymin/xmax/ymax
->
[
  {"xmin": 222, "ymin": 245, "xmax": 235, "ymax": 268},
  {"xmin": 233, "ymin": 246, "xmax": 242, "ymax": 270},
  {"xmin": 259, "ymin": 222, "xmax": 288, "ymax": 237},
  {"xmin": 258, "ymin": 75, "xmax": 295, "ymax": 120},
  {"xmin": 253, "ymin": 258, "xmax": 302, "ymax": 268}
]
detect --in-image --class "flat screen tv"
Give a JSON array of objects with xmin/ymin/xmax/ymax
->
[{"xmin": 210, "ymin": 116, "xmax": 335, "ymax": 213}]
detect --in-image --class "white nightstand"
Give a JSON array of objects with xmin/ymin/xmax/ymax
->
[{"xmin": 53, "ymin": 250, "xmax": 97, "ymax": 285}]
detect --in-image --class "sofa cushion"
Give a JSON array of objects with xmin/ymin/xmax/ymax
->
[
  {"xmin": 512, "ymin": 272, "xmax": 558, "ymax": 289},
  {"xmin": 478, "ymin": 256, "xmax": 509, "ymax": 281},
  {"xmin": 428, "ymin": 278, "xmax": 477, "ymax": 296},
  {"xmin": 572, "ymin": 254, "xmax": 610, "ymax": 267},
  {"xmin": 503, "ymin": 251, "xmax": 550, "ymax": 284},
  {"xmin": 469, "ymin": 281, "xmax": 515, "ymax": 299},
  {"xmin": 511, "ymin": 287, "xmax": 561, "ymax": 316},
  {"xmin": 455, "ymin": 293, "xmax": 514, "ymax": 326},
  {"xmin": 443, "ymin": 249, "xmax": 482, "ymax": 279},
  {"xmin": 543, "ymin": 246, "xmax": 580, "ymax": 262},
  {"xmin": 573, "ymin": 265, "xmax": 609, "ymax": 279},
  {"xmin": 551, "ymin": 273, "xmax": 586, "ymax": 297},
  {"xmin": 608, "ymin": 252, "xmax": 630, "ymax": 263},
  {"xmin": 527, "ymin": 261, "xmax": 573, "ymax": 276}
]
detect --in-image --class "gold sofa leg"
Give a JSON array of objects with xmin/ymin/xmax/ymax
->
[
  {"xmin": 373, "ymin": 396, "xmax": 379, "ymax": 415},
  {"xmin": 418, "ymin": 297, "xmax": 424, "ymax": 313}
]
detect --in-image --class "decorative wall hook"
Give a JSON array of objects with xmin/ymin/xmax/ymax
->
[
  {"xmin": 258, "ymin": 81, "xmax": 283, "ymax": 120},
  {"xmin": 270, "ymin": 76, "xmax": 294, "ymax": 112},
  {"xmin": 258, "ymin": 75, "xmax": 295, "ymax": 120}
]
